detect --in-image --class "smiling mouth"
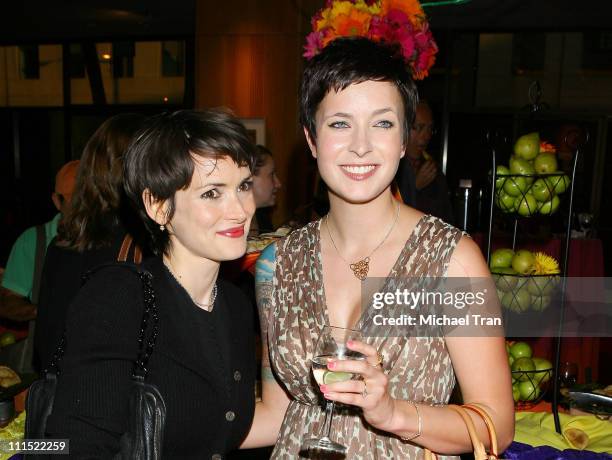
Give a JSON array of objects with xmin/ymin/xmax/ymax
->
[
  {"xmin": 217, "ymin": 226, "xmax": 245, "ymax": 238},
  {"xmin": 340, "ymin": 164, "xmax": 378, "ymax": 180}
]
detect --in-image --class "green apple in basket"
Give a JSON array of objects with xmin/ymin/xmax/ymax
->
[
  {"xmin": 545, "ymin": 174, "xmax": 571, "ymax": 194},
  {"xmin": 530, "ymin": 295, "xmax": 551, "ymax": 312},
  {"xmin": 512, "ymin": 357, "xmax": 536, "ymax": 381},
  {"xmin": 512, "ymin": 250, "xmax": 535, "ymax": 275},
  {"xmin": 512, "ymin": 383, "xmax": 521, "ymax": 402},
  {"xmin": 510, "ymin": 341, "xmax": 533, "ymax": 360},
  {"xmin": 502, "ymin": 289, "xmax": 531, "ymax": 313},
  {"xmin": 527, "ymin": 276, "xmax": 556, "ymax": 296},
  {"xmin": 534, "ymin": 153, "xmax": 558, "ymax": 174},
  {"xmin": 496, "ymin": 190, "xmax": 517, "ymax": 212},
  {"xmin": 538, "ymin": 195, "xmax": 560, "ymax": 216},
  {"xmin": 515, "ymin": 194, "xmax": 538, "ymax": 217},
  {"xmin": 495, "ymin": 165, "xmax": 511, "ymax": 190},
  {"xmin": 503, "ymin": 176, "xmax": 529, "ymax": 197},
  {"xmin": 530, "ymin": 178, "xmax": 553, "ymax": 202},
  {"xmin": 509, "ymin": 157, "xmax": 536, "ymax": 184},
  {"xmin": 514, "ymin": 132, "xmax": 540, "ymax": 161},
  {"xmin": 518, "ymin": 379, "xmax": 541, "ymax": 401},
  {"xmin": 493, "ymin": 267, "xmax": 518, "ymax": 292},
  {"xmin": 490, "ymin": 248, "xmax": 514, "ymax": 269},
  {"xmin": 532, "ymin": 357, "xmax": 553, "ymax": 383}
]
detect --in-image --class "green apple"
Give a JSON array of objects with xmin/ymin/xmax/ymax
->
[
  {"xmin": 519, "ymin": 380, "xmax": 541, "ymax": 401},
  {"xmin": 503, "ymin": 176, "xmax": 528, "ymax": 197},
  {"xmin": 0, "ymin": 332, "xmax": 16, "ymax": 347},
  {"xmin": 512, "ymin": 250, "xmax": 535, "ymax": 275},
  {"xmin": 510, "ymin": 341, "xmax": 533, "ymax": 360},
  {"xmin": 539, "ymin": 195, "xmax": 561, "ymax": 216},
  {"xmin": 530, "ymin": 178, "xmax": 553, "ymax": 202},
  {"xmin": 494, "ymin": 267, "xmax": 519, "ymax": 292},
  {"xmin": 531, "ymin": 295, "xmax": 551, "ymax": 312},
  {"xmin": 516, "ymin": 194, "xmax": 538, "ymax": 217},
  {"xmin": 495, "ymin": 165, "xmax": 511, "ymax": 189},
  {"xmin": 513, "ymin": 357, "xmax": 536, "ymax": 382},
  {"xmin": 502, "ymin": 289, "xmax": 531, "ymax": 313},
  {"xmin": 509, "ymin": 355, "xmax": 515, "ymax": 367},
  {"xmin": 512, "ymin": 383, "xmax": 521, "ymax": 402},
  {"xmin": 490, "ymin": 248, "xmax": 514, "ymax": 269},
  {"xmin": 527, "ymin": 276, "xmax": 555, "ymax": 296},
  {"xmin": 495, "ymin": 190, "xmax": 517, "ymax": 212},
  {"xmin": 509, "ymin": 156, "xmax": 536, "ymax": 183},
  {"xmin": 532, "ymin": 357, "xmax": 553, "ymax": 383},
  {"xmin": 534, "ymin": 153, "xmax": 558, "ymax": 174},
  {"xmin": 545, "ymin": 174, "xmax": 571, "ymax": 194},
  {"xmin": 514, "ymin": 132, "xmax": 540, "ymax": 160}
]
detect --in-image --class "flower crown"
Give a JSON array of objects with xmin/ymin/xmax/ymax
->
[{"xmin": 304, "ymin": 0, "xmax": 438, "ymax": 80}]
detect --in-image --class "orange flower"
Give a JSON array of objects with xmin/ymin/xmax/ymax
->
[
  {"xmin": 540, "ymin": 141, "xmax": 557, "ymax": 153},
  {"xmin": 332, "ymin": 9, "xmax": 371, "ymax": 37},
  {"xmin": 380, "ymin": 0, "xmax": 424, "ymax": 20}
]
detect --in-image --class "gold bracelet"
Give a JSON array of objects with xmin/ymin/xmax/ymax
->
[{"xmin": 400, "ymin": 401, "xmax": 422, "ymax": 442}]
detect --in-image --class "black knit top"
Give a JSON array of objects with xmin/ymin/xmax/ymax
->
[{"xmin": 46, "ymin": 256, "xmax": 256, "ymax": 459}]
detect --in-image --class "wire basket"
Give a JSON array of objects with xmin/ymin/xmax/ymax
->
[
  {"xmin": 512, "ymin": 367, "xmax": 553, "ymax": 409},
  {"xmin": 492, "ymin": 273, "xmax": 560, "ymax": 313},
  {"xmin": 493, "ymin": 173, "xmax": 570, "ymax": 217}
]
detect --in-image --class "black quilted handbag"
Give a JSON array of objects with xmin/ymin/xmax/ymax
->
[{"xmin": 25, "ymin": 264, "xmax": 166, "ymax": 460}]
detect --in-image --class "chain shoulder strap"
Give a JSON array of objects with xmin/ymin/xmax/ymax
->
[
  {"xmin": 46, "ymin": 263, "xmax": 157, "ymax": 379},
  {"xmin": 132, "ymin": 270, "xmax": 159, "ymax": 379}
]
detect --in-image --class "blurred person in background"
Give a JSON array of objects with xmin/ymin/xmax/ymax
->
[
  {"xmin": 395, "ymin": 100, "xmax": 454, "ymax": 224},
  {"xmin": 249, "ymin": 145, "xmax": 282, "ymax": 236},
  {"xmin": 34, "ymin": 114, "xmax": 145, "ymax": 371},
  {"xmin": 0, "ymin": 160, "xmax": 79, "ymax": 323}
]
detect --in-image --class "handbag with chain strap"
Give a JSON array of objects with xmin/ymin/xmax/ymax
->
[{"xmin": 25, "ymin": 235, "xmax": 165, "ymax": 459}]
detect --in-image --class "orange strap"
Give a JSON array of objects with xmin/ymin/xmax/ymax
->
[
  {"xmin": 424, "ymin": 404, "xmax": 499, "ymax": 460},
  {"xmin": 117, "ymin": 234, "xmax": 142, "ymax": 264}
]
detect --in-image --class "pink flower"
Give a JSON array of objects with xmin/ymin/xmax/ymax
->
[{"xmin": 304, "ymin": 31, "xmax": 324, "ymax": 59}]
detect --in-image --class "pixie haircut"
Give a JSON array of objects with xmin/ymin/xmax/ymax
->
[
  {"xmin": 300, "ymin": 36, "xmax": 418, "ymax": 145},
  {"xmin": 123, "ymin": 109, "xmax": 256, "ymax": 255}
]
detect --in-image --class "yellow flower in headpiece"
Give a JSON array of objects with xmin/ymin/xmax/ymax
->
[
  {"xmin": 354, "ymin": 0, "xmax": 381, "ymax": 15},
  {"xmin": 330, "ymin": 1, "xmax": 355, "ymax": 19}
]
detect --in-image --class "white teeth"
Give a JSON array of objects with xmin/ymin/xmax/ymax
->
[{"xmin": 341, "ymin": 165, "xmax": 376, "ymax": 174}]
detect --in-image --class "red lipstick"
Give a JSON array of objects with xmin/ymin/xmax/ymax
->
[{"xmin": 217, "ymin": 226, "xmax": 245, "ymax": 238}]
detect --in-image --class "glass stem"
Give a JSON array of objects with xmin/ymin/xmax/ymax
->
[{"xmin": 322, "ymin": 400, "xmax": 336, "ymax": 438}]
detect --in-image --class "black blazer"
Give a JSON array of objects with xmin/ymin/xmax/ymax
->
[{"xmin": 46, "ymin": 257, "xmax": 256, "ymax": 459}]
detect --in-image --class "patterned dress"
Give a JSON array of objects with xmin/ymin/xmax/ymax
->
[{"xmin": 262, "ymin": 215, "xmax": 464, "ymax": 459}]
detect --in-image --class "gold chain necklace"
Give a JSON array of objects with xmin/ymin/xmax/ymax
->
[{"xmin": 325, "ymin": 201, "xmax": 400, "ymax": 281}]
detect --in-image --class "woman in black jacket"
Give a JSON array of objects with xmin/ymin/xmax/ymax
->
[{"xmin": 46, "ymin": 109, "xmax": 258, "ymax": 458}]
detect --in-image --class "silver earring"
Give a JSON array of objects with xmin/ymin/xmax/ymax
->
[{"xmin": 160, "ymin": 224, "xmax": 165, "ymax": 231}]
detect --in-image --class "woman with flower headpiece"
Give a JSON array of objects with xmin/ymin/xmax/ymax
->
[{"xmin": 240, "ymin": 1, "xmax": 514, "ymax": 458}]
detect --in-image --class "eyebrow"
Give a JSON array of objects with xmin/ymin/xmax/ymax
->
[
  {"xmin": 324, "ymin": 107, "xmax": 395, "ymax": 120},
  {"xmin": 194, "ymin": 174, "xmax": 253, "ymax": 190}
]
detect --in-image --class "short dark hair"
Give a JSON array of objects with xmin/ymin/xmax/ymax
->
[
  {"xmin": 123, "ymin": 109, "xmax": 256, "ymax": 255},
  {"xmin": 300, "ymin": 37, "xmax": 418, "ymax": 145},
  {"xmin": 254, "ymin": 144, "xmax": 273, "ymax": 175}
]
